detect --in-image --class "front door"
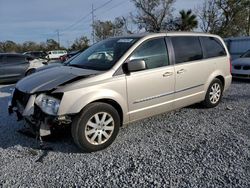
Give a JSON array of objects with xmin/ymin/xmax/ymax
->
[{"xmin": 125, "ymin": 37, "xmax": 175, "ymax": 122}]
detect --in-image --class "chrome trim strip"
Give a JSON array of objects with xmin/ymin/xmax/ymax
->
[
  {"xmin": 133, "ymin": 84, "xmax": 204, "ymax": 104},
  {"xmin": 134, "ymin": 91, "xmax": 174, "ymax": 104},
  {"xmin": 175, "ymin": 84, "xmax": 204, "ymax": 94}
]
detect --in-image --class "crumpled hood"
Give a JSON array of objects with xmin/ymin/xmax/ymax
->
[
  {"xmin": 232, "ymin": 58, "xmax": 250, "ymax": 66},
  {"xmin": 36, "ymin": 62, "xmax": 62, "ymax": 72},
  {"xmin": 16, "ymin": 66, "xmax": 100, "ymax": 93}
]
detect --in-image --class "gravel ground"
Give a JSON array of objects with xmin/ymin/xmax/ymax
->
[{"xmin": 0, "ymin": 80, "xmax": 249, "ymax": 187}]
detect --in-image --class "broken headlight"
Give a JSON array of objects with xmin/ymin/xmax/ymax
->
[{"xmin": 35, "ymin": 94, "xmax": 61, "ymax": 116}]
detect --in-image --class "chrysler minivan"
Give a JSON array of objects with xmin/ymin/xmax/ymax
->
[{"xmin": 9, "ymin": 32, "xmax": 232, "ymax": 152}]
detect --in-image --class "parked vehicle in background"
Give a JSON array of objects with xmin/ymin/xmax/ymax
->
[
  {"xmin": 23, "ymin": 51, "xmax": 47, "ymax": 60},
  {"xmin": 59, "ymin": 50, "xmax": 81, "ymax": 62},
  {"xmin": 35, "ymin": 52, "xmax": 82, "ymax": 73},
  {"xmin": 0, "ymin": 53, "xmax": 45, "ymax": 83},
  {"xmin": 232, "ymin": 50, "xmax": 250, "ymax": 79},
  {"xmin": 46, "ymin": 50, "xmax": 67, "ymax": 60},
  {"xmin": 224, "ymin": 36, "xmax": 250, "ymax": 59},
  {"xmin": 9, "ymin": 32, "xmax": 231, "ymax": 152}
]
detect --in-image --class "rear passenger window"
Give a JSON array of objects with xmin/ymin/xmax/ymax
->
[
  {"xmin": 129, "ymin": 38, "xmax": 169, "ymax": 70},
  {"xmin": 6, "ymin": 55, "xmax": 25, "ymax": 63},
  {"xmin": 171, "ymin": 36, "xmax": 203, "ymax": 64},
  {"xmin": 201, "ymin": 37, "xmax": 226, "ymax": 58}
]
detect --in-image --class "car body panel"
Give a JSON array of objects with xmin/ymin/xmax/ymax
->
[
  {"xmin": 0, "ymin": 54, "xmax": 29, "ymax": 83},
  {"xmin": 125, "ymin": 66, "xmax": 175, "ymax": 122},
  {"xmin": 46, "ymin": 50, "xmax": 67, "ymax": 60},
  {"xmin": 232, "ymin": 57, "xmax": 250, "ymax": 79},
  {"xmin": 57, "ymin": 75, "xmax": 129, "ymax": 123},
  {"xmin": 9, "ymin": 32, "xmax": 232, "ymax": 127},
  {"xmin": 16, "ymin": 66, "xmax": 101, "ymax": 93}
]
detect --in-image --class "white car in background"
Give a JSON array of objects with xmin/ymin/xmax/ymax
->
[
  {"xmin": 232, "ymin": 50, "xmax": 250, "ymax": 79},
  {"xmin": 46, "ymin": 50, "xmax": 67, "ymax": 60}
]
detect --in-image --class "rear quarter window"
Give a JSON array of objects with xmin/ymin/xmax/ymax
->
[
  {"xmin": 200, "ymin": 37, "xmax": 227, "ymax": 58},
  {"xmin": 171, "ymin": 36, "xmax": 203, "ymax": 64}
]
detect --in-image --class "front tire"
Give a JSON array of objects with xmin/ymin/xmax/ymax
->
[
  {"xmin": 202, "ymin": 78, "xmax": 223, "ymax": 108},
  {"xmin": 71, "ymin": 102, "xmax": 120, "ymax": 152}
]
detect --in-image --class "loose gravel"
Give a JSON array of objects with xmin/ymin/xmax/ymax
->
[{"xmin": 0, "ymin": 80, "xmax": 249, "ymax": 187}]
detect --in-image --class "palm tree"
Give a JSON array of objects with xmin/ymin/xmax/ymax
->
[{"xmin": 176, "ymin": 10, "xmax": 198, "ymax": 31}]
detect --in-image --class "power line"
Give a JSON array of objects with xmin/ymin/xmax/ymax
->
[
  {"xmin": 96, "ymin": 0, "xmax": 127, "ymax": 18},
  {"xmin": 92, "ymin": 4, "xmax": 95, "ymax": 44},
  {"xmin": 60, "ymin": 0, "xmax": 114, "ymax": 33}
]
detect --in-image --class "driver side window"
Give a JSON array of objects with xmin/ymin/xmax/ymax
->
[{"xmin": 129, "ymin": 38, "xmax": 169, "ymax": 70}]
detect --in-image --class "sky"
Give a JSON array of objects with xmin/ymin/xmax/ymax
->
[{"xmin": 0, "ymin": 0, "xmax": 202, "ymax": 47}]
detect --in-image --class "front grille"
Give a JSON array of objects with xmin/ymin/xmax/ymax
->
[
  {"xmin": 13, "ymin": 89, "xmax": 30, "ymax": 107},
  {"xmin": 234, "ymin": 65, "xmax": 241, "ymax": 70},
  {"xmin": 243, "ymin": 66, "xmax": 250, "ymax": 70}
]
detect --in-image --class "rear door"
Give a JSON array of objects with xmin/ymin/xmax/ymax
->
[
  {"xmin": 170, "ymin": 36, "xmax": 215, "ymax": 108},
  {"xmin": 126, "ymin": 37, "xmax": 175, "ymax": 121},
  {"xmin": 0, "ymin": 54, "xmax": 29, "ymax": 80}
]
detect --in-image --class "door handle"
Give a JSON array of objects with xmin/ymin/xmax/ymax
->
[
  {"xmin": 177, "ymin": 69, "xmax": 186, "ymax": 74},
  {"xmin": 163, "ymin": 72, "xmax": 173, "ymax": 77}
]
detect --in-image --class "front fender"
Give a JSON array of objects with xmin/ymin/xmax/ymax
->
[{"xmin": 58, "ymin": 87, "xmax": 128, "ymax": 123}]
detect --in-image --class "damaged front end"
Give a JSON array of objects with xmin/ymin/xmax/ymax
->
[
  {"xmin": 8, "ymin": 88, "xmax": 72, "ymax": 138},
  {"xmin": 8, "ymin": 66, "xmax": 101, "ymax": 143}
]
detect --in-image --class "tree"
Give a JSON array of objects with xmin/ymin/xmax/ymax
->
[
  {"xmin": 71, "ymin": 36, "xmax": 89, "ymax": 51},
  {"xmin": 46, "ymin": 39, "xmax": 60, "ymax": 51},
  {"xmin": 196, "ymin": 0, "xmax": 219, "ymax": 33},
  {"xmin": 130, "ymin": 0, "xmax": 175, "ymax": 32},
  {"xmin": 196, "ymin": 0, "xmax": 250, "ymax": 37},
  {"xmin": 175, "ymin": 10, "xmax": 198, "ymax": 31},
  {"xmin": 93, "ymin": 17, "xmax": 127, "ymax": 42},
  {"xmin": 0, "ymin": 40, "xmax": 20, "ymax": 52}
]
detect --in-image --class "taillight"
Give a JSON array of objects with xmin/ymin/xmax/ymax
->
[{"xmin": 229, "ymin": 58, "xmax": 232, "ymax": 74}]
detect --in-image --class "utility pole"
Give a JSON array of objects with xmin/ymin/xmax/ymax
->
[
  {"xmin": 91, "ymin": 4, "xmax": 95, "ymax": 44},
  {"xmin": 56, "ymin": 29, "xmax": 60, "ymax": 49},
  {"xmin": 248, "ymin": 5, "xmax": 250, "ymax": 36}
]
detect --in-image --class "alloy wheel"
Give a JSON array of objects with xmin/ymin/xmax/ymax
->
[
  {"xmin": 209, "ymin": 83, "xmax": 221, "ymax": 104},
  {"xmin": 84, "ymin": 112, "xmax": 114, "ymax": 145}
]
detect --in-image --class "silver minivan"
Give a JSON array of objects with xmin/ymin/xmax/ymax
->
[{"xmin": 9, "ymin": 32, "xmax": 232, "ymax": 152}]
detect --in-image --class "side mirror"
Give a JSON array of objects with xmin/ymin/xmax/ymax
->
[{"xmin": 123, "ymin": 59, "xmax": 146, "ymax": 73}]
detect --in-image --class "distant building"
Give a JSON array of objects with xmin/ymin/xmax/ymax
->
[{"xmin": 224, "ymin": 36, "xmax": 250, "ymax": 59}]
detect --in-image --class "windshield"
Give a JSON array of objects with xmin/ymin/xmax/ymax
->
[
  {"xmin": 68, "ymin": 37, "xmax": 140, "ymax": 71},
  {"xmin": 241, "ymin": 50, "xmax": 250, "ymax": 58}
]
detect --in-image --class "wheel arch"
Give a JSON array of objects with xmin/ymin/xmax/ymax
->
[
  {"xmin": 204, "ymin": 71, "xmax": 226, "ymax": 93},
  {"xmin": 215, "ymin": 75, "xmax": 225, "ymax": 89},
  {"xmin": 25, "ymin": 68, "xmax": 36, "ymax": 76},
  {"xmin": 90, "ymin": 99, "xmax": 124, "ymax": 126}
]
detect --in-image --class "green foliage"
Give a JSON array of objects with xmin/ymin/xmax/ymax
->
[
  {"xmin": 130, "ymin": 0, "xmax": 175, "ymax": 32},
  {"xmin": 197, "ymin": 0, "xmax": 250, "ymax": 37},
  {"xmin": 0, "ymin": 39, "xmax": 65, "ymax": 53},
  {"xmin": 93, "ymin": 17, "xmax": 127, "ymax": 42},
  {"xmin": 175, "ymin": 10, "xmax": 198, "ymax": 31},
  {"xmin": 70, "ymin": 36, "xmax": 89, "ymax": 51}
]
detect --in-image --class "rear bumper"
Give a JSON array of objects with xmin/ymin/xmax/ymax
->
[{"xmin": 224, "ymin": 75, "xmax": 232, "ymax": 91}]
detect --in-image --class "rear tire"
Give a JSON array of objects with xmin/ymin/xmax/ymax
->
[
  {"xmin": 202, "ymin": 78, "xmax": 223, "ymax": 108},
  {"xmin": 71, "ymin": 102, "xmax": 120, "ymax": 152}
]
